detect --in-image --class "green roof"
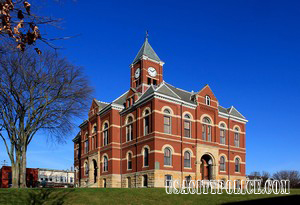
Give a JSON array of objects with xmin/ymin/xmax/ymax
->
[{"xmin": 132, "ymin": 37, "xmax": 161, "ymax": 64}]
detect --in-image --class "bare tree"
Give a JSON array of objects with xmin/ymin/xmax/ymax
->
[
  {"xmin": 250, "ymin": 171, "xmax": 261, "ymax": 177},
  {"xmin": 273, "ymin": 170, "xmax": 300, "ymax": 188},
  {"xmin": 0, "ymin": 45, "xmax": 93, "ymax": 188},
  {"xmin": 261, "ymin": 171, "xmax": 270, "ymax": 186}
]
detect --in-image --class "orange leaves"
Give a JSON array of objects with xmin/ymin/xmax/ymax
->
[
  {"xmin": 13, "ymin": 20, "xmax": 24, "ymax": 35},
  {"xmin": 23, "ymin": 1, "xmax": 31, "ymax": 15},
  {"xmin": 17, "ymin": 43, "xmax": 25, "ymax": 51},
  {"xmin": 34, "ymin": 48, "xmax": 41, "ymax": 55},
  {"xmin": 0, "ymin": 1, "xmax": 42, "ymax": 53}
]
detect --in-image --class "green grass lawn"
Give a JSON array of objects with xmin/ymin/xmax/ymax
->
[{"xmin": 0, "ymin": 188, "xmax": 299, "ymax": 205}]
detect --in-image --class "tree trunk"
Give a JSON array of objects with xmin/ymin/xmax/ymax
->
[
  {"xmin": 11, "ymin": 162, "xmax": 20, "ymax": 188},
  {"xmin": 19, "ymin": 149, "xmax": 27, "ymax": 188},
  {"xmin": 11, "ymin": 150, "xmax": 21, "ymax": 188}
]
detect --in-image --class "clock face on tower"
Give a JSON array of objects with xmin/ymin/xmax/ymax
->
[
  {"xmin": 135, "ymin": 68, "xmax": 140, "ymax": 79},
  {"xmin": 147, "ymin": 67, "xmax": 157, "ymax": 77}
]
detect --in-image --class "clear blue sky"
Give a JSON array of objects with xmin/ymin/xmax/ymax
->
[{"xmin": 1, "ymin": 0, "xmax": 300, "ymax": 174}]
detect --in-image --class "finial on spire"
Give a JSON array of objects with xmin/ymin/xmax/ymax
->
[{"xmin": 145, "ymin": 30, "xmax": 149, "ymax": 40}]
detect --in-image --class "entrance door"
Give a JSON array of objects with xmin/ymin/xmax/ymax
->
[
  {"xmin": 200, "ymin": 154, "xmax": 213, "ymax": 180},
  {"xmin": 93, "ymin": 160, "xmax": 97, "ymax": 183}
]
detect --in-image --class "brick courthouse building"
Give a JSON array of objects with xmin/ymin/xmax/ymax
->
[{"xmin": 73, "ymin": 37, "xmax": 248, "ymax": 188}]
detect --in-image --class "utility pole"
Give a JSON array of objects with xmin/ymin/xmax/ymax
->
[{"xmin": 1, "ymin": 160, "xmax": 7, "ymax": 166}]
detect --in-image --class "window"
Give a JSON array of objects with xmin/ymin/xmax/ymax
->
[
  {"xmin": 126, "ymin": 116, "xmax": 133, "ymax": 141},
  {"xmin": 143, "ymin": 175, "xmax": 148, "ymax": 187},
  {"xmin": 84, "ymin": 140, "xmax": 89, "ymax": 154},
  {"xmin": 127, "ymin": 177, "xmax": 131, "ymax": 188},
  {"xmin": 85, "ymin": 162, "xmax": 89, "ymax": 176},
  {"xmin": 92, "ymin": 136, "xmax": 95, "ymax": 150},
  {"xmin": 236, "ymin": 180, "xmax": 241, "ymax": 189},
  {"xmin": 103, "ymin": 178, "xmax": 107, "ymax": 188},
  {"xmin": 70, "ymin": 177, "xmax": 73, "ymax": 183},
  {"xmin": 164, "ymin": 147, "xmax": 172, "ymax": 166},
  {"xmin": 103, "ymin": 123, "xmax": 109, "ymax": 146},
  {"xmin": 147, "ymin": 78, "xmax": 151, "ymax": 85},
  {"xmin": 184, "ymin": 114, "xmax": 191, "ymax": 138},
  {"xmin": 153, "ymin": 79, "xmax": 157, "ymax": 85},
  {"xmin": 220, "ymin": 156, "xmax": 226, "ymax": 171},
  {"xmin": 163, "ymin": 109, "xmax": 171, "ymax": 134},
  {"xmin": 205, "ymin": 95, "xmax": 211, "ymax": 105},
  {"xmin": 165, "ymin": 175, "xmax": 173, "ymax": 187},
  {"xmin": 93, "ymin": 125, "xmax": 97, "ymax": 133},
  {"xmin": 202, "ymin": 117, "xmax": 211, "ymax": 141},
  {"xmin": 144, "ymin": 109, "xmax": 150, "ymax": 135},
  {"xmin": 184, "ymin": 151, "xmax": 191, "ymax": 168},
  {"xmin": 103, "ymin": 156, "xmax": 108, "ymax": 172},
  {"xmin": 220, "ymin": 123, "xmax": 226, "ymax": 145},
  {"xmin": 127, "ymin": 152, "xmax": 132, "ymax": 170},
  {"xmin": 235, "ymin": 158, "xmax": 240, "ymax": 172},
  {"xmin": 185, "ymin": 176, "xmax": 191, "ymax": 187},
  {"xmin": 144, "ymin": 147, "xmax": 149, "ymax": 167},
  {"xmin": 234, "ymin": 127, "xmax": 240, "ymax": 147}
]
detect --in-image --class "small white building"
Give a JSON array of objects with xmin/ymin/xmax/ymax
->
[{"xmin": 38, "ymin": 168, "xmax": 75, "ymax": 185}]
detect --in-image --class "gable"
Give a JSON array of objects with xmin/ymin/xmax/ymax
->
[
  {"xmin": 126, "ymin": 87, "xmax": 137, "ymax": 99},
  {"xmin": 197, "ymin": 85, "xmax": 218, "ymax": 101},
  {"xmin": 197, "ymin": 85, "xmax": 218, "ymax": 107},
  {"xmin": 89, "ymin": 99, "xmax": 99, "ymax": 112}
]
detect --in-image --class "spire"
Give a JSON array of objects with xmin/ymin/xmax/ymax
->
[{"xmin": 132, "ymin": 32, "xmax": 161, "ymax": 64}]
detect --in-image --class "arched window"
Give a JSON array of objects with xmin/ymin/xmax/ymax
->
[
  {"xmin": 220, "ymin": 123, "xmax": 226, "ymax": 145},
  {"xmin": 93, "ymin": 125, "xmax": 97, "ymax": 133},
  {"xmin": 143, "ymin": 147, "xmax": 149, "ymax": 167},
  {"xmin": 84, "ymin": 139, "xmax": 89, "ymax": 154},
  {"xmin": 144, "ymin": 109, "xmax": 150, "ymax": 135},
  {"xmin": 205, "ymin": 95, "xmax": 211, "ymax": 105},
  {"xmin": 235, "ymin": 158, "xmax": 240, "ymax": 172},
  {"xmin": 126, "ymin": 116, "xmax": 133, "ymax": 141},
  {"xmin": 202, "ymin": 117, "xmax": 212, "ymax": 141},
  {"xmin": 103, "ymin": 156, "xmax": 108, "ymax": 172},
  {"xmin": 127, "ymin": 152, "xmax": 132, "ymax": 170},
  {"xmin": 103, "ymin": 123, "xmax": 109, "ymax": 146},
  {"xmin": 234, "ymin": 127, "xmax": 240, "ymax": 147},
  {"xmin": 163, "ymin": 109, "xmax": 172, "ymax": 134},
  {"xmin": 184, "ymin": 151, "xmax": 191, "ymax": 168},
  {"xmin": 164, "ymin": 147, "xmax": 172, "ymax": 166},
  {"xmin": 184, "ymin": 114, "xmax": 191, "ymax": 138},
  {"xmin": 84, "ymin": 162, "xmax": 89, "ymax": 176},
  {"xmin": 220, "ymin": 156, "xmax": 226, "ymax": 171},
  {"xmin": 92, "ymin": 136, "xmax": 95, "ymax": 150},
  {"xmin": 103, "ymin": 178, "xmax": 107, "ymax": 188}
]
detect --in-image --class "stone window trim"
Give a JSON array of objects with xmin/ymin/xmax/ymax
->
[
  {"xmin": 205, "ymin": 95, "xmax": 211, "ymax": 106},
  {"xmin": 219, "ymin": 155, "xmax": 226, "ymax": 172},
  {"xmin": 164, "ymin": 147, "xmax": 172, "ymax": 166},
  {"xmin": 102, "ymin": 154, "xmax": 109, "ymax": 172},
  {"xmin": 184, "ymin": 150, "xmax": 192, "ymax": 168},
  {"xmin": 127, "ymin": 151, "xmax": 133, "ymax": 170},
  {"xmin": 234, "ymin": 156, "xmax": 241, "ymax": 173},
  {"xmin": 142, "ymin": 145, "xmax": 150, "ymax": 167},
  {"xmin": 143, "ymin": 108, "xmax": 151, "ymax": 136}
]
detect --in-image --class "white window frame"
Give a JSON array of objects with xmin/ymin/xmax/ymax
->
[{"xmin": 205, "ymin": 95, "xmax": 211, "ymax": 105}]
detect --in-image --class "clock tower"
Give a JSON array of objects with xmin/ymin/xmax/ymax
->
[{"xmin": 130, "ymin": 35, "xmax": 164, "ymax": 93}]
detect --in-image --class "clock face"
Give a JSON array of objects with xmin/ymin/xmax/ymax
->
[
  {"xmin": 135, "ymin": 68, "xmax": 140, "ymax": 79},
  {"xmin": 147, "ymin": 67, "xmax": 157, "ymax": 77}
]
